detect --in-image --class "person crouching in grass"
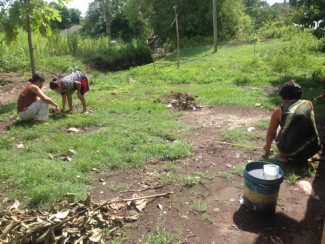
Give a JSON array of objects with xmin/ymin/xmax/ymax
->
[
  {"xmin": 263, "ymin": 81, "xmax": 321, "ymax": 163},
  {"xmin": 17, "ymin": 74, "xmax": 60, "ymax": 124},
  {"xmin": 50, "ymin": 71, "xmax": 89, "ymax": 113}
]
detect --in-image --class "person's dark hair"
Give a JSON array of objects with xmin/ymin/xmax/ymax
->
[
  {"xmin": 279, "ymin": 81, "xmax": 302, "ymax": 100},
  {"xmin": 50, "ymin": 80, "xmax": 59, "ymax": 90},
  {"xmin": 28, "ymin": 73, "xmax": 45, "ymax": 83}
]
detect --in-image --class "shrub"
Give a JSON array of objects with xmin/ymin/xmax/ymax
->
[
  {"xmin": 257, "ymin": 21, "xmax": 301, "ymax": 40},
  {"xmin": 318, "ymin": 37, "xmax": 325, "ymax": 53},
  {"xmin": 85, "ymin": 41, "xmax": 153, "ymax": 72}
]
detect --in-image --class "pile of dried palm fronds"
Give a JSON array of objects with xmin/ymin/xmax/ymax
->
[{"xmin": 0, "ymin": 192, "xmax": 173, "ymax": 243}]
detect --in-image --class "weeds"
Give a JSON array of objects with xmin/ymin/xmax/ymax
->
[
  {"xmin": 162, "ymin": 162, "xmax": 179, "ymax": 172},
  {"xmin": 287, "ymin": 173, "xmax": 298, "ymax": 185},
  {"xmin": 179, "ymin": 174, "xmax": 200, "ymax": 189},
  {"xmin": 190, "ymin": 199, "xmax": 208, "ymax": 214},
  {"xmin": 179, "ymin": 171, "xmax": 212, "ymax": 190},
  {"xmin": 217, "ymin": 163, "xmax": 246, "ymax": 185},
  {"xmin": 153, "ymin": 173, "xmax": 175, "ymax": 185},
  {"xmin": 201, "ymin": 214, "xmax": 214, "ymax": 224},
  {"xmin": 139, "ymin": 219, "xmax": 183, "ymax": 244}
]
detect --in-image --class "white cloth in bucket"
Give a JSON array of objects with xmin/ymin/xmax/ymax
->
[{"xmin": 263, "ymin": 164, "xmax": 279, "ymax": 180}]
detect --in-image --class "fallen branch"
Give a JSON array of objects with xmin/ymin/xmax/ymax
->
[{"xmin": 119, "ymin": 184, "xmax": 164, "ymax": 193}]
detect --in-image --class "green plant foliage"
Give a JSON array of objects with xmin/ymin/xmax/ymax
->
[
  {"xmin": 289, "ymin": 0, "xmax": 325, "ymax": 38},
  {"xmin": 140, "ymin": 219, "xmax": 182, "ymax": 244},
  {"xmin": 85, "ymin": 41, "xmax": 153, "ymax": 72},
  {"xmin": 135, "ymin": 0, "xmax": 251, "ymax": 43},
  {"xmin": 0, "ymin": 0, "xmax": 67, "ymax": 44},
  {"xmin": 190, "ymin": 199, "xmax": 208, "ymax": 214},
  {"xmin": 287, "ymin": 172, "xmax": 298, "ymax": 184}
]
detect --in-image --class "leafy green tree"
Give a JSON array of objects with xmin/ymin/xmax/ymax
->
[
  {"xmin": 217, "ymin": 0, "xmax": 251, "ymax": 40},
  {"xmin": 48, "ymin": 2, "xmax": 81, "ymax": 30},
  {"xmin": 49, "ymin": 2, "xmax": 71, "ymax": 29},
  {"xmin": 110, "ymin": 13, "xmax": 133, "ymax": 41},
  {"xmin": 289, "ymin": 0, "xmax": 325, "ymax": 37},
  {"xmin": 82, "ymin": 0, "xmax": 126, "ymax": 37},
  {"xmin": 0, "ymin": 0, "xmax": 69, "ymax": 74},
  {"xmin": 122, "ymin": 0, "xmax": 151, "ymax": 41},
  {"xmin": 82, "ymin": 1, "xmax": 105, "ymax": 36},
  {"xmin": 69, "ymin": 8, "xmax": 81, "ymax": 26},
  {"xmin": 135, "ymin": 0, "xmax": 250, "ymax": 43},
  {"xmin": 243, "ymin": 0, "xmax": 274, "ymax": 27}
]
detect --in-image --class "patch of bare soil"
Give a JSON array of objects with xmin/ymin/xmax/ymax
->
[{"xmin": 92, "ymin": 105, "xmax": 325, "ymax": 244}]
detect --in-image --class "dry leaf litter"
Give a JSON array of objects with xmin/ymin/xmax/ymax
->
[{"xmin": 0, "ymin": 192, "xmax": 173, "ymax": 243}]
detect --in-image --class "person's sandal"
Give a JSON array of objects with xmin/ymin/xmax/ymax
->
[{"xmin": 272, "ymin": 156, "xmax": 288, "ymax": 163}]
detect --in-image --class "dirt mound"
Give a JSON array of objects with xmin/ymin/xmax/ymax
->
[{"xmin": 154, "ymin": 91, "xmax": 202, "ymax": 110}]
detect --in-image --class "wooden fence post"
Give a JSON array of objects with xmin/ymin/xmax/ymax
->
[{"xmin": 173, "ymin": 6, "xmax": 180, "ymax": 69}]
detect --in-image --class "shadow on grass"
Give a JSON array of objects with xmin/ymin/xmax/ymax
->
[
  {"xmin": 0, "ymin": 103, "xmax": 16, "ymax": 115},
  {"xmin": 6, "ymin": 120, "xmax": 35, "ymax": 130},
  {"xmin": 163, "ymin": 46, "xmax": 213, "ymax": 62}
]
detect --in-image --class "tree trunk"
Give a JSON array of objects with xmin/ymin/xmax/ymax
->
[
  {"xmin": 102, "ymin": 0, "xmax": 111, "ymax": 36},
  {"xmin": 27, "ymin": 15, "xmax": 36, "ymax": 75},
  {"xmin": 213, "ymin": 0, "xmax": 217, "ymax": 53},
  {"xmin": 174, "ymin": 7, "xmax": 180, "ymax": 69}
]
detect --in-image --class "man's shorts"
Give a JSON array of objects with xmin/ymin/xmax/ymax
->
[{"xmin": 80, "ymin": 74, "xmax": 89, "ymax": 96}]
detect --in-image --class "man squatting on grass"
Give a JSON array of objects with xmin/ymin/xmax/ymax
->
[
  {"xmin": 17, "ymin": 74, "xmax": 60, "ymax": 124},
  {"xmin": 263, "ymin": 81, "xmax": 321, "ymax": 163},
  {"xmin": 50, "ymin": 71, "xmax": 89, "ymax": 113}
]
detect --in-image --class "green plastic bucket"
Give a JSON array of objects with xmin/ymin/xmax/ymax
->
[{"xmin": 243, "ymin": 161, "xmax": 284, "ymax": 213}]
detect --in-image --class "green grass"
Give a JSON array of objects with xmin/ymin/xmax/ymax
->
[
  {"xmin": 139, "ymin": 219, "xmax": 183, "ymax": 244},
  {"xmin": 162, "ymin": 162, "xmax": 179, "ymax": 172},
  {"xmin": 217, "ymin": 163, "xmax": 246, "ymax": 184},
  {"xmin": 201, "ymin": 214, "xmax": 214, "ymax": 224},
  {"xmin": 190, "ymin": 199, "xmax": 208, "ymax": 214},
  {"xmin": 0, "ymin": 32, "xmax": 324, "ymax": 208},
  {"xmin": 179, "ymin": 171, "xmax": 212, "ymax": 190},
  {"xmin": 153, "ymin": 172, "xmax": 175, "ymax": 185}
]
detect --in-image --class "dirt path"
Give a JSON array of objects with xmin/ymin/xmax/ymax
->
[{"xmin": 92, "ymin": 106, "xmax": 325, "ymax": 244}]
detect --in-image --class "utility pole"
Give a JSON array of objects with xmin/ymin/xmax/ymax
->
[{"xmin": 213, "ymin": 0, "xmax": 217, "ymax": 53}]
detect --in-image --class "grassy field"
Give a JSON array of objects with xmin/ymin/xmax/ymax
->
[{"xmin": 0, "ymin": 33, "xmax": 324, "ymax": 209}]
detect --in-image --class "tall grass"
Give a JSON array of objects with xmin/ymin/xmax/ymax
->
[{"xmin": 0, "ymin": 31, "xmax": 129, "ymax": 73}]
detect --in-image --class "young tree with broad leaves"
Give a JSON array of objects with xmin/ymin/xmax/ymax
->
[{"xmin": 0, "ymin": 0, "xmax": 70, "ymax": 75}]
